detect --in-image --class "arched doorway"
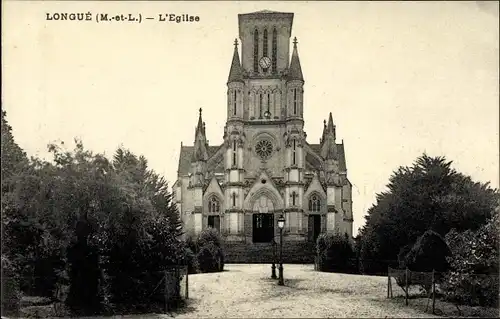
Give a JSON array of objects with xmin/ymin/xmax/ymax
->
[{"xmin": 252, "ymin": 195, "xmax": 275, "ymax": 243}]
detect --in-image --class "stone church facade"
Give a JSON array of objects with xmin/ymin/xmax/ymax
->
[{"xmin": 173, "ymin": 10, "xmax": 353, "ymax": 258}]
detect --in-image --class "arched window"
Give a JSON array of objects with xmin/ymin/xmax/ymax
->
[
  {"xmin": 263, "ymin": 29, "xmax": 268, "ymax": 58},
  {"xmin": 272, "ymin": 28, "xmax": 277, "ymax": 73},
  {"xmin": 291, "ymin": 191, "xmax": 298, "ymax": 206},
  {"xmin": 233, "ymin": 90, "xmax": 237, "ymax": 115},
  {"xmin": 253, "ymin": 29, "xmax": 259, "ymax": 73},
  {"xmin": 259, "ymin": 94, "xmax": 263, "ymax": 118},
  {"xmin": 293, "ymin": 88, "xmax": 297, "ymax": 115},
  {"xmin": 292, "ymin": 139, "xmax": 296, "ymax": 165},
  {"xmin": 232, "ymin": 140, "xmax": 237, "ymax": 166},
  {"xmin": 232, "ymin": 192, "xmax": 236, "ymax": 207},
  {"xmin": 208, "ymin": 196, "xmax": 220, "ymax": 213},
  {"xmin": 267, "ymin": 93, "xmax": 270, "ymax": 114},
  {"xmin": 309, "ymin": 195, "xmax": 321, "ymax": 212}
]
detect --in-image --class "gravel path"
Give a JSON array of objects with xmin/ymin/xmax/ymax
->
[{"xmin": 167, "ymin": 264, "xmax": 437, "ymax": 318}]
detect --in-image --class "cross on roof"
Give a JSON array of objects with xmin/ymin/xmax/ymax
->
[
  {"xmin": 234, "ymin": 38, "xmax": 238, "ymax": 47},
  {"xmin": 293, "ymin": 37, "xmax": 298, "ymax": 47}
]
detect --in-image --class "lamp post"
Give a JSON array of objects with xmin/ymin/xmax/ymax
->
[
  {"xmin": 277, "ymin": 214, "xmax": 285, "ymax": 286},
  {"xmin": 271, "ymin": 239, "xmax": 277, "ymax": 279}
]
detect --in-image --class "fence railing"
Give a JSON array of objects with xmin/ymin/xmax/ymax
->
[
  {"xmin": 387, "ymin": 267, "xmax": 437, "ymax": 310},
  {"xmin": 387, "ymin": 267, "xmax": 499, "ymax": 315}
]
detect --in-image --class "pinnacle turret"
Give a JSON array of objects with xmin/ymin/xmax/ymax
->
[
  {"xmin": 195, "ymin": 108, "xmax": 204, "ymax": 137},
  {"xmin": 227, "ymin": 39, "xmax": 244, "ymax": 84},
  {"xmin": 320, "ymin": 119, "xmax": 327, "ymax": 144},
  {"xmin": 287, "ymin": 37, "xmax": 304, "ymax": 82},
  {"xmin": 326, "ymin": 112, "xmax": 336, "ymax": 135},
  {"xmin": 192, "ymin": 108, "xmax": 209, "ymax": 162},
  {"xmin": 320, "ymin": 112, "xmax": 338, "ymax": 160}
]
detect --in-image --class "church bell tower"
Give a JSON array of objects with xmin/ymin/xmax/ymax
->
[{"xmin": 176, "ymin": 10, "xmax": 353, "ymax": 260}]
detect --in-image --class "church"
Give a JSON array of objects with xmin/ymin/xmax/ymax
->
[{"xmin": 173, "ymin": 10, "xmax": 353, "ymax": 262}]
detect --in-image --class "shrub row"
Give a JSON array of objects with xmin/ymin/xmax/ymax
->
[{"xmin": 1, "ymin": 255, "xmax": 21, "ymax": 317}]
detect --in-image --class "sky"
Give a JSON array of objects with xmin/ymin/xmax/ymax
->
[{"xmin": 3, "ymin": 1, "xmax": 499, "ymax": 236}]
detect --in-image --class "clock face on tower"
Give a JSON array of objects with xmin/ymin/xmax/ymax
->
[{"xmin": 259, "ymin": 56, "xmax": 272, "ymax": 70}]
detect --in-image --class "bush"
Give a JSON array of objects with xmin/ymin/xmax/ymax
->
[
  {"xmin": 397, "ymin": 244, "xmax": 412, "ymax": 268},
  {"xmin": 1, "ymin": 255, "xmax": 21, "ymax": 317},
  {"xmin": 442, "ymin": 212, "xmax": 499, "ymax": 307},
  {"xmin": 394, "ymin": 230, "xmax": 451, "ymax": 293},
  {"xmin": 197, "ymin": 228, "xmax": 223, "ymax": 249},
  {"xmin": 197, "ymin": 242, "xmax": 223, "ymax": 273},
  {"xmin": 404, "ymin": 230, "xmax": 451, "ymax": 273},
  {"xmin": 185, "ymin": 248, "xmax": 198, "ymax": 274},
  {"xmin": 316, "ymin": 233, "xmax": 356, "ymax": 273},
  {"xmin": 196, "ymin": 228, "xmax": 224, "ymax": 273},
  {"xmin": 185, "ymin": 235, "xmax": 198, "ymax": 254}
]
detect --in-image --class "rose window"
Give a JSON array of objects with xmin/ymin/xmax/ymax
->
[{"xmin": 255, "ymin": 140, "xmax": 273, "ymax": 160}]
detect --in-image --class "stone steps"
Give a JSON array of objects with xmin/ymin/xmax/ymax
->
[{"xmin": 223, "ymin": 242, "xmax": 316, "ymax": 264}]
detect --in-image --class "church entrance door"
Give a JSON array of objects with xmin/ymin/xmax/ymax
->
[
  {"xmin": 252, "ymin": 195, "xmax": 275, "ymax": 243},
  {"xmin": 252, "ymin": 214, "xmax": 274, "ymax": 243},
  {"xmin": 308, "ymin": 215, "xmax": 321, "ymax": 243}
]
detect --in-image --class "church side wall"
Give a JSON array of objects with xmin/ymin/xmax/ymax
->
[{"xmin": 180, "ymin": 176, "xmax": 195, "ymax": 236}]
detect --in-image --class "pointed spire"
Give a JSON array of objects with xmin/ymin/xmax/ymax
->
[
  {"xmin": 326, "ymin": 112, "xmax": 335, "ymax": 133},
  {"xmin": 287, "ymin": 37, "xmax": 304, "ymax": 82},
  {"xmin": 320, "ymin": 119, "xmax": 327, "ymax": 145},
  {"xmin": 195, "ymin": 108, "xmax": 204, "ymax": 136},
  {"xmin": 320, "ymin": 112, "xmax": 338, "ymax": 160},
  {"xmin": 193, "ymin": 108, "xmax": 208, "ymax": 162},
  {"xmin": 227, "ymin": 39, "xmax": 244, "ymax": 84}
]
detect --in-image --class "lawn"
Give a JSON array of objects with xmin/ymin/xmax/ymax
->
[
  {"xmin": 168, "ymin": 264, "xmax": 438, "ymax": 318},
  {"xmin": 20, "ymin": 264, "xmax": 498, "ymax": 318}
]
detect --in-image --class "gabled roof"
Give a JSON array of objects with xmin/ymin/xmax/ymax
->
[
  {"xmin": 308, "ymin": 143, "xmax": 347, "ymax": 172},
  {"xmin": 203, "ymin": 176, "xmax": 224, "ymax": 198},
  {"xmin": 304, "ymin": 173, "xmax": 327, "ymax": 198},
  {"xmin": 177, "ymin": 142, "xmax": 347, "ymax": 176},
  {"xmin": 243, "ymin": 170, "xmax": 284, "ymax": 210},
  {"xmin": 177, "ymin": 145, "xmax": 222, "ymax": 176}
]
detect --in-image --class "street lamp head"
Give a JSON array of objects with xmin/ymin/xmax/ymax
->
[{"xmin": 277, "ymin": 214, "xmax": 285, "ymax": 229}]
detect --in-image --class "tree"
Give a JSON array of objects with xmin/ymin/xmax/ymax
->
[
  {"xmin": 98, "ymin": 147, "xmax": 185, "ymax": 313},
  {"xmin": 358, "ymin": 154, "xmax": 498, "ymax": 275},
  {"xmin": 1, "ymin": 111, "xmax": 28, "ymax": 182},
  {"xmin": 66, "ymin": 218, "xmax": 102, "ymax": 316},
  {"xmin": 1, "ymin": 112, "xmax": 65, "ymax": 297},
  {"xmin": 1, "ymin": 255, "xmax": 21, "ymax": 317},
  {"xmin": 1, "ymin": 117, "xmax": 186, "ymax": 314},
  {"xmin": 1, "ymin": 110, "xmax": 28, "ymax": 259}
]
